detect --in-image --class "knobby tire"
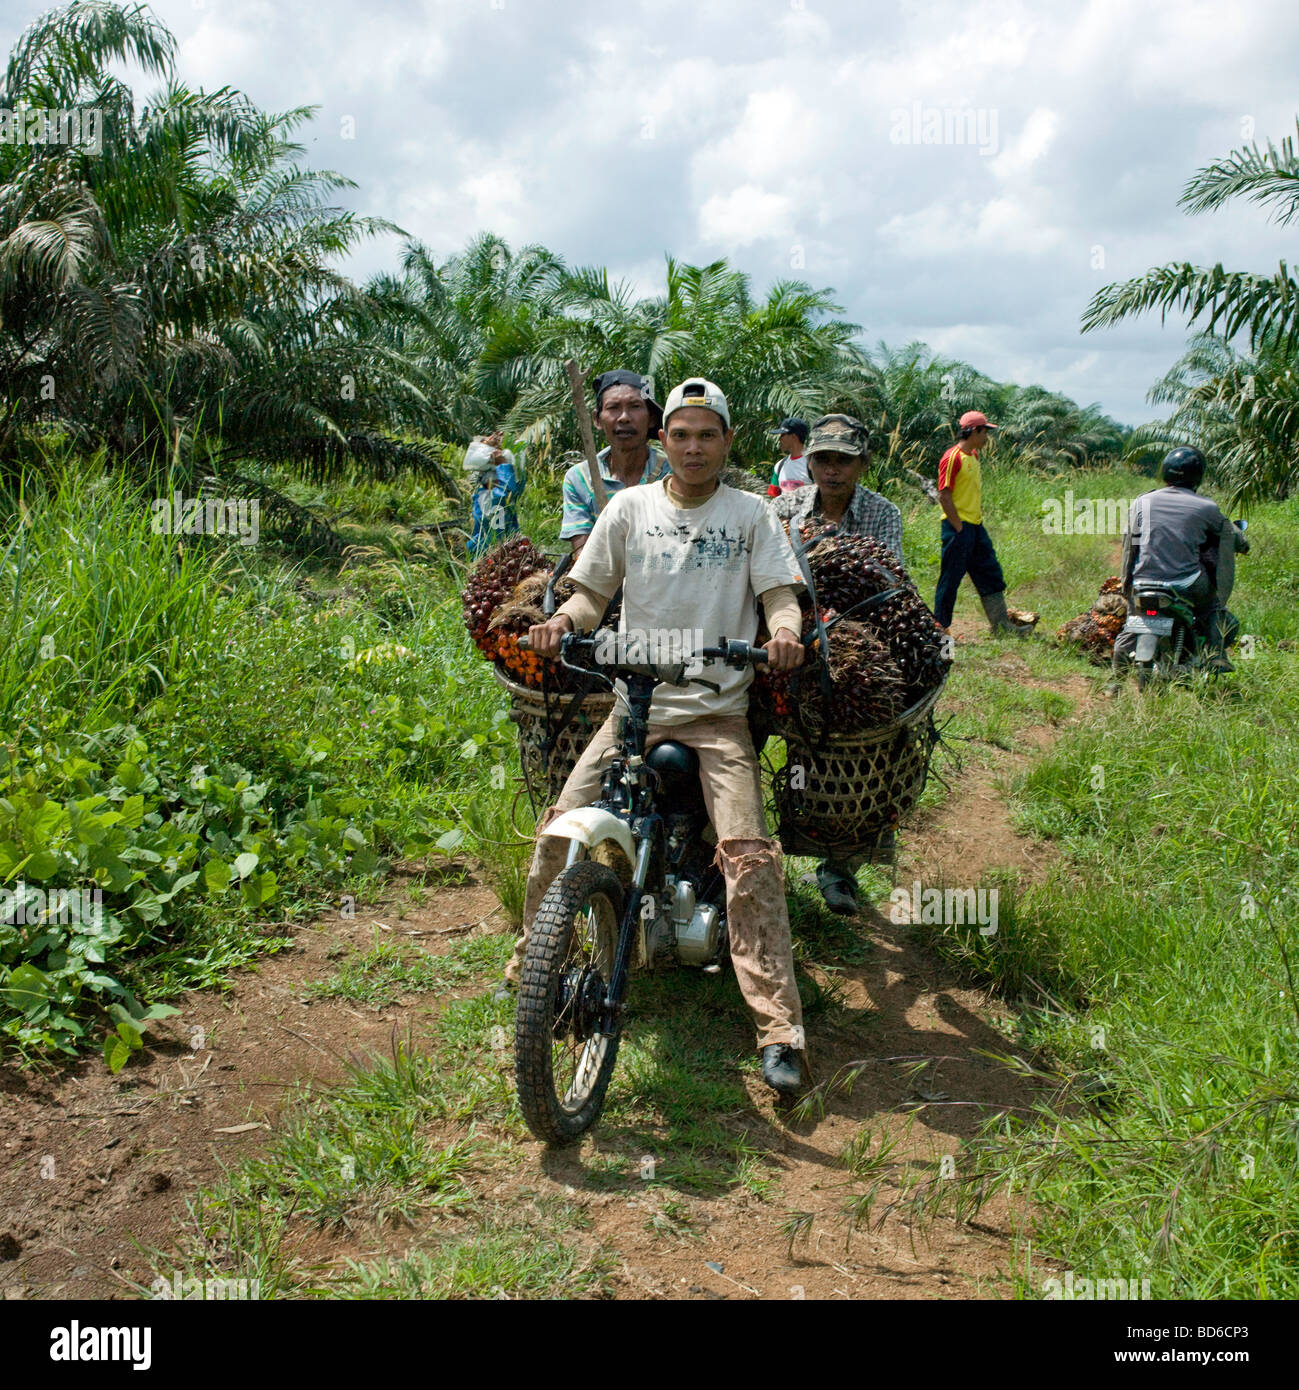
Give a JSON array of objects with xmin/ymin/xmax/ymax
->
[{"xmin": 515, "ymin": 860, "xmax": 624, "ymax": 1145}]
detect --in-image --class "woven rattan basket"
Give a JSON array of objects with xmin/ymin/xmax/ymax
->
[
  {"xmin": 495, "ymin": 667, "xmax": 615, "ymax": 802},
  {"xmin": 773, "ymin": 678, "xmax": 947, "ymax": 859}
]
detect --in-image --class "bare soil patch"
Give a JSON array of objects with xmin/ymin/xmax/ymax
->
[{"xmin": 1, "ymin": 633, "xmax": 1092, "ymax": 1301}]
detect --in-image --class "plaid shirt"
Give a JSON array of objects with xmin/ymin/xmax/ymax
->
[{"xmin": 771, "ymin": 484, "xmax": 904, "ymax": 566}]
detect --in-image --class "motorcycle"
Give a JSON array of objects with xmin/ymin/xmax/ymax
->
[
  {"xmin": 1122, "ymin": 520, "xmax": 1248, "ymax": 690},
  {"xmin": 512, "ymin": 629, "xmax": 767, "ymax": 1145}
]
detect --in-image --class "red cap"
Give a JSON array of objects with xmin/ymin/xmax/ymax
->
[{"xmin": 959, "ymin": 411, "xmax": 996, "ymax": 430}]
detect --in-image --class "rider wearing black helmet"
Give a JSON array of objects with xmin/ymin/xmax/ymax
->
[
  {"xmin": 1108, "ymin": 446, "xmax": 1248, "ymax": 687},
  {"xmin": 1159, "ymin": 445, "xmax": 1207, "ymax": 488}
]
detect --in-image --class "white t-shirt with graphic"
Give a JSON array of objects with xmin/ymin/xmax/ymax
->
[{"xmin": 569, "ymin": 479, "xmax": 804, "ymax": 724}]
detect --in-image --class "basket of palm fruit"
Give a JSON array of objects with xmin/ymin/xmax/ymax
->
[
  {"xmin": 1055, "ymin": 576, "xmax": 1127, "ymax": 664},
  {"xmin": 753, "ymin": 526, "xmax": 952, "ymax": 859},
  {"xmin": 461, "ymin": 536, "xmax": 616, "ymax": 800}
]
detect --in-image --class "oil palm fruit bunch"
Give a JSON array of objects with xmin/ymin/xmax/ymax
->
[
  {"xmin": 1056, "ymin": 576, "xmax": 1127, "ymax": 665},
  {"xmin": 800, "ymin": 532, "xmax": 950, "ymax": 702},
  {"xmin": 486, "ymin": 572, "xmax": 575, "ymax": 689},
  {"xmin": 462, "ymin": 536, "xmax": 547, "ymax": 657},
  {"xmin": 754, "ymin": 609, "xmax": 908, "ymax": 733},
  {"xmin": 464, "ymin": 540, "xmax": 624, "ymax": 691}
]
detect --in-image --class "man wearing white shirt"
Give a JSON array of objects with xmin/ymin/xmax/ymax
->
[
  {"xmin": 767, "ymin": 418, "xmax": 810, "ymax": 495},
  {"xmin": 505, "ymin": 379, "xmax": 810, "ymax": 1095}
]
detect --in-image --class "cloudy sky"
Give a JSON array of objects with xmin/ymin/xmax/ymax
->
[{"xmin": 7, "ymin": 0, "xmax": 1299, "ymax": 424}]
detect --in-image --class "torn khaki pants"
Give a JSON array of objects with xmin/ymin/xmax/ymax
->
[{"xmin": 506, "ymin": 712, "xmax": 803, "ymax": 1050}]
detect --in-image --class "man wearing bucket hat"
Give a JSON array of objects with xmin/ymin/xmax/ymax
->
[
  {"xmin": 560, "ymin": 369, "xmax": 668, "ymax": 554},
  {"xmin": 934, "ymin": 411, "xmax": 1035, "ymax": 637},
  {"xmin": 507, "ymin": 377, "xmax": 813, "ymax": 1096},
  {"xmin": 771, "ymin": 414, "xmax": 903, "ymax": 561},
  {"xmin": 770, "ymin": 413, "xmax": 904, "ymax": 914}
]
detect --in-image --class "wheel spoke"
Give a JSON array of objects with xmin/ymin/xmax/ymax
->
[{"xmin": 550, "ymin": 898, "xmax": 615, "ymax": 1111}]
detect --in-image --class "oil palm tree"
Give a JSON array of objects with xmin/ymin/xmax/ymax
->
[
  {"xmin": 1083, "ymin": 119, "xmax": 1299, "ymax": 500},
  {"xmin": 0, "ymin": 1, "xmax": 461, "ymax": 515},
  {"xmin": 1126, "ymin": 332, "xmax": 1299, "ymax": 504},
  {"xmin": 1083, "ymin": 121, "xmax": 1299, "ymax": 351}
]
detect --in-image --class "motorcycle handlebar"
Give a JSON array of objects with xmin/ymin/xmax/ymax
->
[{"xmin": 517, "ymin": 630, "xmax": 768, "ymax": 673}]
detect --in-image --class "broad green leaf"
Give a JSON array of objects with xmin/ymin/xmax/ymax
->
[
  {"xmin": 116, "ymin": 761, "xmax": 144, "ymax": 791},
  {"xmin": 3, "ymin": 963, "xmax": 52, "ymax": 1011},
  {"xmin": 434, "ymin": 827, "xmax": 465, "ymax": 852},
  {"xmin": 104, "ymin": 1033, "xmax": 131, "ymax": 1073},
  {"xmin": 232, "ymin": 851, "xmax": 259, "ymax": 879},
  {"xmin": 26, "ymin": 801, "xmax": 64, "ymax": 844},
  {"xmin": 137, "ymin": 1003, "xmax": 180, "ymax": 1023},
  {"xmin": 203, "ymin": 859, "xmax": 231, "ymax": 894},
  {"xmin": 23, "ymin": 849, "xmax": 60, "ymax": 880},
  {"xmin": 129, "ymin": 891, "xmax": 163, "ymax": 923}
]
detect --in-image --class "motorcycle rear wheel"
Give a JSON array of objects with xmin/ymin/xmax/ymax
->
[{"xmin": 515, "ymin": 860, "xmax": 624, "ymax": 1145}]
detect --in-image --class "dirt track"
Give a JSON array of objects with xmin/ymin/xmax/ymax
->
[{"xmin": 0, "ymin": 627, "xmax": 1091, "ymax": 1301}]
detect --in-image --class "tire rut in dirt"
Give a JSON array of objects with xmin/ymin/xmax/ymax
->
[{"xmin": 515, "ymin": 859, "xmax": 624, "ymax": 1145}]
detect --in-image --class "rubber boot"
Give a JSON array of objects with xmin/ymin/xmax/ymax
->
[
  {"xmin": 981, "ymin": 590, "xmax": 1033, "ymax": 638},
  {"xmin": 1103, "ymin": 649, "xmax": 1124, "ymax": 698},
  {"xmin": 1205, "ymin": 611, "xmax": 1235, "ymax": 673}
]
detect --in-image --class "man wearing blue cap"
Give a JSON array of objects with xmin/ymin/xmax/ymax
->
[
  {"xmin": 767, "ymin": 418, "xmax": 810, "ymax": 496},
  {"xmin": 560, "ymin": 370, "xmax": 668, "ymax": 554}
]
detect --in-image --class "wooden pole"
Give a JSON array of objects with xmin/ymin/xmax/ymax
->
[{"xmin": 564, "ymin": 358, "xmax": 608, "ymax": 514}]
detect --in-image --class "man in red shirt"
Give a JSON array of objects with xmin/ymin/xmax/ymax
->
[{"xmin": 934, "ymin": 412, "xmax": 1034, "ymax": 636}]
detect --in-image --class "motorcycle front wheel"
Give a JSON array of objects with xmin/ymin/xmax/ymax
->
[{"xmin": 515, "ymin": 860, "xmax": 624, "ymax": 1145}]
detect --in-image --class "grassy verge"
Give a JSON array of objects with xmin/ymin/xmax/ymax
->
[
  {"xmin": 910, "ymin": 492, "xmax": 1299, "ymax": 1299},
  {"xmin": 0, "ymin": 448, "xmax": 522, "ymax": 1056}
]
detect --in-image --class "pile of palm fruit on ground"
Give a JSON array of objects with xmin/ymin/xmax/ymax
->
[
  {"xmin": 1055, "ymin": 576, "xmax": 1127, "ymax": 664},
  {"xmin": 461, "ymin": 536, "xmax": 618, "ymax": 691},
  {"xmin": 753, "ymin": 525, "xmax": 951, "ymax": 737}
]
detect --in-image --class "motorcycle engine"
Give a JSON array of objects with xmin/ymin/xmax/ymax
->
[
  {"xmin": 641, "ymin": 874, "xmax": 725, "ymax": 969},
  {"xmin": 666, "ymin": 876, "xmax": 723, "ymax": 965}
]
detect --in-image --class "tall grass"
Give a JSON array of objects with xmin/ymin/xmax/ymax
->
[{"xmin": 1, "ymin": 461, "xmax": 244, "ymax": 731}]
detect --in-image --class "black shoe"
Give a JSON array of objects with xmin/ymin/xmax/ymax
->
[
  {"xmin": 817, "ymin": 869, "xmax": 860, "ymax": 916},
  {"xmin": 762, "ymin": 1044, "xmax": 804, "ymax": 1095}
]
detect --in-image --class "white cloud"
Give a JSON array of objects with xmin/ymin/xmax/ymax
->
[
  {"xmin": 992, "ymin": 107, "xmax": 1060, "ymax": 178},
  {"xmin": 878, "ymin": 194, "xmax": 1065, "ymax": 258},
  {"xmin": 698, "ymin": 185, "xmax": 795, "ymax": 249}
]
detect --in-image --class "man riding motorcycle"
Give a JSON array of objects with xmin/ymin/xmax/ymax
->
[
  {"xmin": 500, "ymin": 378, "xmax": 812, "ymax": 1096},
  {"xmin": 1109, "ymin": 446, "xmax": 1248, "ymax": 688}
]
